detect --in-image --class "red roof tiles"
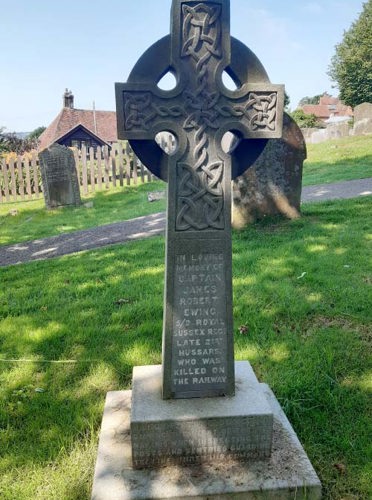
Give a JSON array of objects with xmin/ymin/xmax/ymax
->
[
  {"xmin": 39, "ymin": 107, "xmax": 117, "ymax": 150},
  {"xmin": 301, "ymin": 94, "xmax": 353, "ymax": 121}
]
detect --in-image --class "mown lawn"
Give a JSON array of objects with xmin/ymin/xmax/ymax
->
[
  {"xmin": 1, "ymin": 134, "xmax": 371, "ymax": 246},
  {"xmin": 0, "ymin": 181, "xmax": 166, "ymax": 246},
  {"xmin": 303, "ymin": 134, "xmax": 372, "ymax": 186},
  {"xmin": 0, "ymin": 196, "xmax": 371, "ymax": 499}
]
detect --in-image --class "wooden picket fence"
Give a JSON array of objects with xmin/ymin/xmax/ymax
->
[{"xmin": 0, "ymin": 142, "xmax": 159, "ymax": 204}]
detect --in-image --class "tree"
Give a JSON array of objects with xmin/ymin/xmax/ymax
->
[
  {"xmin": 0, "ymin": 128, "xmax": 39, "ymax": 154},
  {"xmin": 328, "ymin": 0, "xmax": 372, "ymax": 107},
  {"xmin": 28, "ymin": 126, "xmax": 46, "ymax": 140},
  {"xmin": 298, "ymin": 94, "xmax": 323, "ymax": 107},
  {"xmin": 284, "ymin": 91, "xmax": 290, "ymax": 110},
  {"xmin": 0, "ymin": 128, "xmax": 8, "ymax": 154},
  {"xmin": 290, "ymin": 109, "xmax": 320, "ymax": 128}
]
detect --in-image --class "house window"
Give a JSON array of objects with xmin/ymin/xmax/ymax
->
[{"xmin": 70, "ymin": 139, "xmax": 93, "ymax": 150}]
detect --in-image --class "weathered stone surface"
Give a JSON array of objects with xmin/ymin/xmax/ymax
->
[
  {"xmin": 116, "ymin": 0, "xmax": 284, "ymax": 399},
  {"xmin": 301, "ymin": 121, "xmax": 356, "ymax": 143},
  {"xmin": 91, "ymin": 365, "xmax": 322, "ymax": 500},
  {"xmin": 130, "ymin": 362, "xmax": 273, "ymax": 468},
  {"xmin": 39, "ymin": 143, "xmax": 81, "ymax": 209},
  {"xmin": 147, "ymin": 190, "xmax": 166, "ymax": 202},
  {"xmin": 353, "ymin": 102, "xmax": 372, "ymax": 123},
  {"xmin": 352, "ymin": 102, "xmax": 372, "ymax": 135},
  {"xmin": 232, "ymin": 113, "xmax": 306, "ymax": 227}
]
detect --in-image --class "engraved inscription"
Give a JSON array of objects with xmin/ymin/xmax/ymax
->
[
  {"xmin": 171, "ymin": 252, "xmax": 228, "ymax": 393},
  {"xmin": 44, "ymin": 158, "xmax": 71, "ymax": 181},
  {"xmin": 39, "ymin": 144, "xmax": 81, "ymax": 209},
  {"xmin": 131, "ymin": 415, "xmax": 273, "ymax": 467}
]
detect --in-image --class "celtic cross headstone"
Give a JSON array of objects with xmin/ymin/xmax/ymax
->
[{"xmin": 116, "ymin": 0, "xmax": 284, "ymax": 399}]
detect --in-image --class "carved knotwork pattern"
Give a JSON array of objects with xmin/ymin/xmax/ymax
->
[
  {"xmin": 124, "ymin": 91, "xmax": 278, "ymax": 134},
  {"xmin": 181, "ymin": 3, "xmax": 221, "ymax": 63},
  {"xmin": 177, "ymin": 2, "xmax": 225, "ymax": 230},
  {"xmin": 176, "ymin": 162, "xmax": 224, "ymax": 230},
  {"xmin": 122, "ymin": 3, "xmax": 280, "ymax": 231},
  {"xmin": 217, "ymin": 92, "xmax": 278, "ymax": 131},
  {"xmin": 124, "ymin": 92, "xmax": 184, "ymax": 131}
]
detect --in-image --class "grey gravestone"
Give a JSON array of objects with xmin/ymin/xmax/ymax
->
[
  {"xmin": 353, "ymin": 102, "xmax": 372, "ymax": 135},
  {"xmin": 116, "ymin": 0, "xmax": 284, "ymax": 400},
  {"xmin": 39, "ymin": 143, "xmax": 81, "ymax": 209},
  {"xmin": 232, "ymin": 112, "xmax": 306, "ymax": 227}
]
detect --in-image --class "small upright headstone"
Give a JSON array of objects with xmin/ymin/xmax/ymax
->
[
  {"xmin": 39, "ymin": 143, "xmax": 81, "ymax": 209},
  {"xmin": 353, "ymin": 102, "xmax": 372, "ymax": 135},
  {"xmin": 232, "ymin": 112, "xmax": 306, "ymax": 227}
]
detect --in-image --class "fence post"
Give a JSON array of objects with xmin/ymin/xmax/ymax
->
[
  {"xmin": 17, "ymin": 156, "xmax": 25, "ymax": 200},
  {"xmin": 73, "ymin": 148, "xmax": 80, "ymax": 188},
  {"xmin": 125, "ymin": 142, "xmax": 131, "ymax": 186},
  {"xmin": 89, "ymin": 147, "xmax": 95, "ymax": 192},
  {"xmin": 97, "ymin": 146, "xmax": 103, "ymax": 190},
  {"xmin": 1, "ymin": 158, "xmax": 10, "ymax": 202},
  {"xmin": 24, "ymin": 155, "xmax": 32, "ymax": 200},
  {"xmin": 118, "ymin": 143, "xmax": 124, "ymax": 187},
  {"xmin": 111, "ymin": 144, "xmax": 117, "ymax": 188},
  {"xmin": 31, "ymin": 152, "xmax": 40, "ymax": 198},
  {"xmin": 81, "ymin": 145, "xmax": 88, "ymax": 195},
  {"xmin": 103, "ymin": 146, "xmax": 110, "ymax": 189},
  {"xmin": 9, "ymin": 158, "xmax": 17, "ymax": 201}
]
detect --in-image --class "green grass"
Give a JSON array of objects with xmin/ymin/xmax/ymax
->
[
  {"xmin": 303, "ymin": 135, "xmax": 372, "ymax": 186},
  {"xmin": 1, "ymin": 135, "xmax": 371, "ymax": 246},
  {"xmin": 0, "ymin": 181, "xmax": 166, "ymax": 246},
  {"xmin": 0, "ymin": 196, "xmax": 371, "ymax": 499}
]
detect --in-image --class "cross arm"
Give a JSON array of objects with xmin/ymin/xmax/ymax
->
[
  {"xmin": 217, "ymin": 83, "xmax": 285, "ymax": 140},
  {"xmin": 115, "ymin": 82, "xmax": 185, "ymax": 141}
]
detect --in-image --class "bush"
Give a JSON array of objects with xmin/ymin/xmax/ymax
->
[{"xmin": 290, "ymin": 109, "xmax": 323, "ymax": 128}]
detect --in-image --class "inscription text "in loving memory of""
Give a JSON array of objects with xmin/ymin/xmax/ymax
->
[{"xmin": 171, "ymin": 253, "xmax": 228, "ymax": 393}]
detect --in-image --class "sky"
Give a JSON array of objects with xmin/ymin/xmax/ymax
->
[{"xmin": 0, "ymin": 0, "xmax": 365, "ymax": 132}]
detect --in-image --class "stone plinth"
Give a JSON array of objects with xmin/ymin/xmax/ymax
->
[
  {"xmin": 131, "ymin": 362, "xmax": 272, "ymax": 468},
  {"xmin": 92, "ymin": 362, "xmax": 322, "ymax": 500}
]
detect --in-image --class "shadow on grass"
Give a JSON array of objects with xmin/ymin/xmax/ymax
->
[
  {"xmin": 0, "ymin": 197, "xmax": 371, "ymax": 498},
  {"xmin": 0, "ymin": 237, "xmax": 164, "ymax": 490},
  {"xmin": 232, "ymin": 198, "xmax": 371, "ymax": 498}
]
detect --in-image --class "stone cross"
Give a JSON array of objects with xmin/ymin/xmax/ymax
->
[{"xmin": 116, "ymin": 0, "xmax": 284, "ymax": 399}]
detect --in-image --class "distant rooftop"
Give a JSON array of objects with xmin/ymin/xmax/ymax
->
[{"xmin": 38, "ymin": 89, "xmax": 117, "ymax": 150}]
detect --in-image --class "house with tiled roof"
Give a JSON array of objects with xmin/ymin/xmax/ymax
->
[
  {"xmin": 301, "ymin": 93, "xmax": 353, "ymax": 123},
  {"xmin": 38, "ymin": 89, "xmax": 118, "ymax": 151}
]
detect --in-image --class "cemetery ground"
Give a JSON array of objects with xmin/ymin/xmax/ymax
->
[
  {"xmin": 303, "ymin": 135, "xmax": 372, "ymax": 187},
  {"xmin": 1, "ymin": 134, "xmax": 372, "ymax": 246},
  {"xmin": 0, "ymin": 199, "xmax": 371, "ymax": 499},
  {"xmin": 0, "ymin": 139, "xmax": 371, "ymax": 499}
]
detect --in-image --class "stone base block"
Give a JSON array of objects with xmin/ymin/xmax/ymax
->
[
  {"xmin": 92, "ymin": 362, "xmax": 322, "ymax": 499},
  {"xmin": 131, "ymin": 362, "xmax": 273, "ymax": 468}
]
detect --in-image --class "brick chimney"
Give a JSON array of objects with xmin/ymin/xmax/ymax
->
[{"xmin": 63, "ymin": 89, "xmax": 74, "ymax": 108}]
